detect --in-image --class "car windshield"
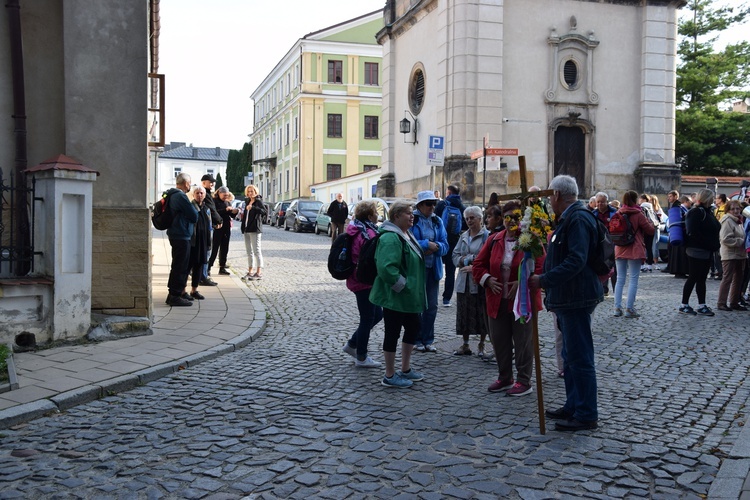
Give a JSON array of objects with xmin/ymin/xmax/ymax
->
[{"xmin": 300, "ymin": 201, "xmax": 323, "ymax": 211}]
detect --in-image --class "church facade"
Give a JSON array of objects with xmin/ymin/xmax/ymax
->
[{"xmin": 376, "ymin": 0, "xmax": 684, "ymax": 202}]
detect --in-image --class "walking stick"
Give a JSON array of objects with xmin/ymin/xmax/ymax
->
[{"xmin": 533, "ymin": 312, "xmax": 546, "ymax": 434}]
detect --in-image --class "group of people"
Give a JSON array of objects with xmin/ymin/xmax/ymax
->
[
  {"xmin": 339, "ymin": 177, "xmax": 604, "ymax": 432},
  {"xmin": 165, "ymin": 174, "xmax": 266, "ymax": 307}
]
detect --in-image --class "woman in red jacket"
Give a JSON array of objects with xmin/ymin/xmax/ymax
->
[
  {"xmin": 613, "ymin": 190, "xmax": 655, "ymax": 318},
  {"xmin": 473, "ymin": 201, "xmax": 545, "ymax": 397}
]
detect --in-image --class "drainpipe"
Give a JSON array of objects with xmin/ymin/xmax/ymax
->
[{"xmin": 6, "ymin": 0, "xmax": 31, "ymax": 276}]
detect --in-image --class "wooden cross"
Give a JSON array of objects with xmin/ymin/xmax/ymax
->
[
  {"xmin": 491, "ymin": 154, "xmax": 551, "ymax": 434},
  {"xmin": 494, "ymin": 156, "xmax": 554, "ymax": 202}
]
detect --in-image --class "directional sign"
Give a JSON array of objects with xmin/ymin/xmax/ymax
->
[
  {"xmin": 427, "ymin": 135, "xmax": 445, "ymax": 166},
  {"xmin": 486, "ymin": 148, "xmax": 519, "ymax": 156}
]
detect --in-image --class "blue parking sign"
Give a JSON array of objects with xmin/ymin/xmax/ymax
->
[{"xmin": 429, "ymin": 135, "xmax": 444, "ymax": 150}]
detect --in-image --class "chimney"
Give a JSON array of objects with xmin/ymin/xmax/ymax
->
[
  {"xmin": 192, "ymin": 148, "xmax": 199, "ymax": 158},
  {"xmin": 215, "ymin": 147, "xmax": 221, "ymax": 156}
]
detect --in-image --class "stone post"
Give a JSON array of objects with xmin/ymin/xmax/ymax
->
[{"xmin": 25, "ymin": 155, "xmax": 98, "ymax": 341}]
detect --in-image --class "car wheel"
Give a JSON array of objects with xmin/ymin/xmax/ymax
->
[
  {"xmin": 327, "ymin": 225, "xmax": 332, "ymax": 237},
  {"xmin": 294, "ymin": 221, "xmax": 301, "ymax": 233},
  {"xmin": 314, "ymin": 223, "xmax": 320, "ymax": 235}
]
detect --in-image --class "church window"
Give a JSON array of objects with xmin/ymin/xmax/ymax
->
[
  {"xmin": 408, "ymin": 64, "xmax": 426, "ymax": 115},
  {"xmin": 562, "ymin": 59, "xmax": 579, "ymax": 89}
]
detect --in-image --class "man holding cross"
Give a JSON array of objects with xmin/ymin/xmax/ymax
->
[{"xmin": 529, "ymin": 174, "xmax": 603, "ymax": 432}]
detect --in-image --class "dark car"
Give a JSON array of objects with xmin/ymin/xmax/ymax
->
[
  {"xmin": 270, "ymin": 201, "xmax": 291, "ymax": 228},
  {"xmin": 284, "ymin": 199, "xmax": 324, "ymax": 233},
  {"xmin": 262, "ymin": 202, "xmax": 273, "ymax": 224}
]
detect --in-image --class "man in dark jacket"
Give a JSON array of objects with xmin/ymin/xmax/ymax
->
[
  {"xmin": 327, "ymin": 193, "xmax": 348, "ymax": 241},
  {"xmin": 530, "ymin": 175, "xmax": 603, "ymax": 432},
  {"xmin": 435, "ymin": 185, "xmax": 466, "ymax": 306},
  {"xmin": 200, "ymin": 174, "xmax": 223, "ymax": 286},
  {"xmin": 166, "ymin": 173, "xmax": 199, "ymax": 306}
]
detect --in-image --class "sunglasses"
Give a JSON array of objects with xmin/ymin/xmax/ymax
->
[{"xmin": 422, "ymin": 201, "xmax": 437, "ymax": 207}]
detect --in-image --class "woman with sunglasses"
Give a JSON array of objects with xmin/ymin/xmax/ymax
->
[
  {"xmin": 451, "ymin": 206, "xmax": 490, "ymax": 357},
  {"xmin": 473, "ymin": 200, "xmax": 545, "ymax": 397}
]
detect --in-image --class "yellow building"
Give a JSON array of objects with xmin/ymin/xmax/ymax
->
[{"xmin": 250, "ymin": 10, "xmax": 383, "ymax": 205}]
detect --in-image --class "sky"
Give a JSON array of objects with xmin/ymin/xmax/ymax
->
[
  {"xmin": 159, "ymin": 0, "xmax": 748, "ymax": 151},
  {"xmin": 159, "ymin": 0, "xmax": 386, "ymax": 150}
]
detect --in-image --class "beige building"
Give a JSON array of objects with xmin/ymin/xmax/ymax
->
[
  {"xmin": 376, "ymin": 0, "xmax": 684, "ymax": 202},
  {"xmin": 0, "ymin": 1, "xmax": 153, "ymax": 345}
]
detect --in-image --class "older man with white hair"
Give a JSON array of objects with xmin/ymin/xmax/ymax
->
[{"xmin": 529, "ymin": 175, "xmax": 603, "ymax": 431}]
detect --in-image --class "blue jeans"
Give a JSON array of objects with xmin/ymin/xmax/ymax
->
[
  {"xmin": 417, "ymin": 275, "xmax": 439, "ymax": 346},
  {"xmin": 556, "ymin": 305, "xmax": 598, "ymax": 422},
  {"xmin": 614, "ymin": 258, "xmax": 641, "ymax": 310},
  {"xmin": 347, "ymin": 289, "xmax": 383, "ymax": 361}
]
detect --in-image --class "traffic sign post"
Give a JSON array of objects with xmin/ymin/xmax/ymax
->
[{"xmin": 427, "ymin": 135, "xmax": 445, "ymax": 167}]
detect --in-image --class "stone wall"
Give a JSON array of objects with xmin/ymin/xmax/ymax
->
[{"xmin": 91, "ymin": 208, "xmax": 151, "ymax": 317}]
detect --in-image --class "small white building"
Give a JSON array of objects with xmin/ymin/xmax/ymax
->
[{"xmin": 155, "ymin": 142, "xmax": 229, "ymax": 194}]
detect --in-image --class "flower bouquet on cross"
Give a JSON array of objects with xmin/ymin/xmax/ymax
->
[{"xmin": 512, "ymin": 205, "xmax": 554, "ymax": 323}]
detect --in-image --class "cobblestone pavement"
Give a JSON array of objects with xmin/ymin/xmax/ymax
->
[{"xmin": 1, "ymin": 225, "xmax": 748, "ymax": 498}]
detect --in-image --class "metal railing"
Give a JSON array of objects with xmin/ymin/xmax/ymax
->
[{"xmin": 0, "ymin": 169, "xmax": 38, "ymax": 277}]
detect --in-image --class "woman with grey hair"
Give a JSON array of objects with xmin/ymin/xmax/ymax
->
[{"xmin": 452, "ymin": 206, "xmax": 490, "ymax": 356}]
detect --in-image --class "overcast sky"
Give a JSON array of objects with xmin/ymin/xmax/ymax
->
[{"xmin": 159, "ymin": 0, "xmax": 748, "ymax": 151}]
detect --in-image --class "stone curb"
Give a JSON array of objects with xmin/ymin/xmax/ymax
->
[
  {"xmin": 0, "ymin": 278, "xmax": 266, "ymax": 431},
  {"xmin": 709, "ymin": 421, "xmax": 750, "ymax": 499}
]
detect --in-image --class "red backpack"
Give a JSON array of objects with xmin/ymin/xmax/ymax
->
[{"xmin": 609, "ymin": 211, "xmax": 635, "ymax": 246}]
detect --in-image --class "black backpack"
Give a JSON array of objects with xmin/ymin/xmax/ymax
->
[
  {"xmin": 327, "ymin": 233, "xmax": 355, "ymax": 280},
  {"xmin": 151, "ymin": 190, "xmax": 174, "ymax": 230},
  {"xmin": 586, "ymin": 211, "xmax": 615, "ymax": 276},
  {"xmin": 355, "ymin": 233, "xmax": 383, "ymax": 286}
]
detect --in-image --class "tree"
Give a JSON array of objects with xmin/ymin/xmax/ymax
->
[
  {"xmin": 676, "ymin": 0, "xmax": 750, "ymax": 175},
  {"xmin": 214, "ymin": 173, "xmax": 223, "ymax": 189},
  {"xmin": 225, "ymin": 142, "xmax": 253, "ymax": 195}
]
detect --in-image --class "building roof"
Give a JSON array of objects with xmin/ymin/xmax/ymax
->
[{"xmin": 159, "ymin": 143, "xmax": 229, "ymax": 162}]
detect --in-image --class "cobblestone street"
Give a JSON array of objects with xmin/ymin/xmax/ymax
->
[{"xmin": 1, "ymin": 225, "xmax": 749, "ymax": 498}]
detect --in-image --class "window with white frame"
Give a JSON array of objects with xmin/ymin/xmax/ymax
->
[
  {"xmin": 286, "ymin": 123, "xmax": 290, "ymax": 145},
  {"xmin": 293, "ymin": 166, "xmax": 298, "ymax": 189},
  {"xmin": 278, "ymin": 172, "xmax": 282, "ymax": 193},
  {"xmin": 272, "ymin": 132, "xmax": 276, "ymax": 151},
  {"xmin": 285, "ymin": 169, "xmax": 289, "ymax": 191},
  {"xmin": 287, "ymin": 74, "xmax": 291, "ymax": 95},
  {"xmin": 294, "ymin": 117, "xmax": 299, "ymax": 139},
  {"xmin": 173, "ymin": 166, "xmax": 182, "ymax": 178}
]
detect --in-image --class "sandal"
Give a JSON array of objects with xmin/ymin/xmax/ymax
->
[{"xmin": 453, "ymin": 344, "xmax": 472, "ymax": 356}]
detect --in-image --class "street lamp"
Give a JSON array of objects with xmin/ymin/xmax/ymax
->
[{"xmin": 400, "ymin": 110, "xmax": 418, "ymax": 145}]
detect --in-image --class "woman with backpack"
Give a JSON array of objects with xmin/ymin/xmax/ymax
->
[
  {"xmin": 451, "ymin": 206, "xmax": 489, "ymax": 357},
  {"xmin": 612, "ymin": 190, "xmax": 655, "ymax": 318},
  {"xmin": 680, "ymin": 189, "xmax": 721, "ymax": 316},
  {"xmin": 341, "ymin": 201, "xmax": 384, "ymax": 368}
]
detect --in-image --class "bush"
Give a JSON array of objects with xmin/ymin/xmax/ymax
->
[{"xmin": 0, "ymin": 344, "xmax": 9, "ymax": 383}]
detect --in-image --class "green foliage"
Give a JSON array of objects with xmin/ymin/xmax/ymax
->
[
  {"xmin": 676, "ymin": 0, "xmax": 750, "ymax": 174},
  {"xmin": 225, "ymin": 142, "xmax": 253, "ymax": 197},
  {"xmin": 0, "ymin": 344, "xmax": 9, "ymax": 382},
  {"xmin": 215, "ymin": 173, "xmax": 223, "ymax": 189}
]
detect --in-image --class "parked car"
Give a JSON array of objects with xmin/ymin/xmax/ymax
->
[
  {"xmin": 262, "ymin": 202, "xmax": 273, "ymax": 224},
  {"xmin": 270, "ymin": 201, "xmax": 291, "ymax": 228},
  {"xmin": 284, "ymin": 199, "xmax": 324, "ymax": 233},
  {"xmin": 346, "ymin": 197, "xmax": 416, "ymax": 226},
  {"xmin": 315, "ymin": 203, "xmax": 332, "ymax": 236}
]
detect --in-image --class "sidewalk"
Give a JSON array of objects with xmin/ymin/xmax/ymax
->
[{"xmin": 0, "ymin": 231, "xmax": 265, "ymax": 429}]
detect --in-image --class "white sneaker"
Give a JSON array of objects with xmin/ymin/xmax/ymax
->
[
  {"xmin": 355, "ymin": 356, "xmax": 381, "ymax": 368},
  {"xmin": 342, "ymin": 343, "xmax": 356, "ymax": 358}
]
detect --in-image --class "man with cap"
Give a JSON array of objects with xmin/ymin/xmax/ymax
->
[
  {"xmin": 199, "ymin": 174, "xmax": 223, "ymax": 286},
  {"xmin": 410, "ymin": 190, "xmax": 450, "ymax": 352}
]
